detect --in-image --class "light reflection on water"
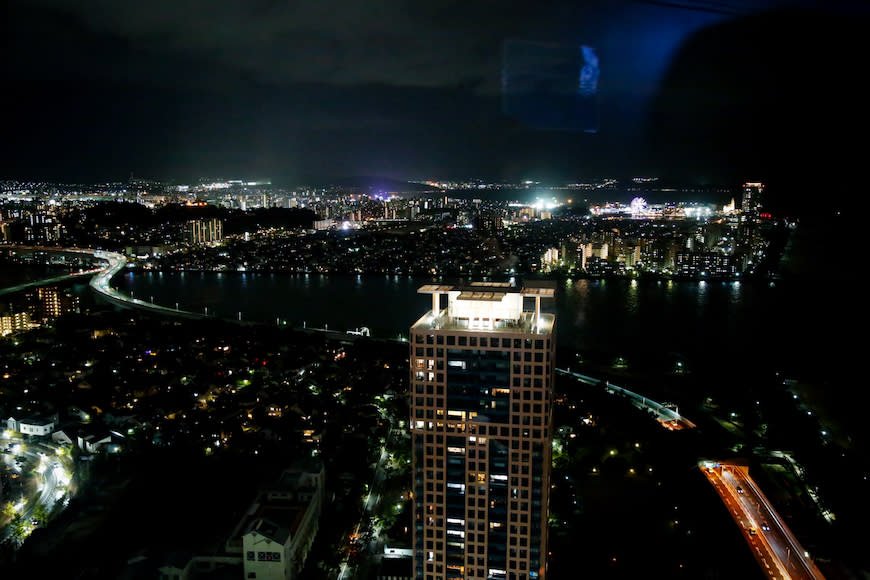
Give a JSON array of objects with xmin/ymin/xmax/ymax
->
[
  {"xmin": 730, "ymin": 281, "xmax": 742, "ymax": 306},
  {"xmin": 696, "ymin": 280, "xmax": 709, "ymax": 307}
]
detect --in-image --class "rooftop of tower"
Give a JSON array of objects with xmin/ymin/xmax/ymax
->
[{"xmin": 412, "ymin": 281, "xmax": 555, "ymax": 335}]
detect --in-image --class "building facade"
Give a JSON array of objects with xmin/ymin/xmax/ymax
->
[
  {"xmin": 6, "ymin": 415, "xmax": 55, "ymax": 437},
  {"xmin": 186, "ymin": 218, "xmax": 224, "ymax": 245},
  {"xmin": 674, "ymin": 252, "xmax": 738, "ymax": 278},
  {"xmin": 409, "ymin": 282, "xmax": 556, "ymax": 580},
  {"xmin": 741, "ymin": 182, "xmax": 764, "ymax": 218},
  {"xmin": 225, "ymin": 464, "xmax": 325, "ymax": 580},
  {"xmin": 0, "ymin": 311, "xmax": 30, "ymax": 336}
]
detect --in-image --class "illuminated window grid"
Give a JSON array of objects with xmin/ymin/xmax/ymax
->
[
  {"xmin": 411, "ymin": 325, "xmax": 555, "ymax": 580},
  {"xmin": 465, "ymin": 430, "xmax": 488, "ymax": 579},
  {"xmin": 411, "ymin": 344, "xmax": 447, "ymax": 580}
]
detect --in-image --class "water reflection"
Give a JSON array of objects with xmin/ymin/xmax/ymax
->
[
  {"xmin": 730, "ymin": 281, "xmax": 742, "ymax": 306},
  {"xmin": 625, "ymin": 279, "xmax": 639, "ymax": 314},
  {"xmin": 697, "ymin": 280, "xmax": 708, "ymax": 307}
]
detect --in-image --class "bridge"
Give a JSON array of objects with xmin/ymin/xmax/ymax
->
[
  {"xmin": 0, "ymin": 246, "xmax": 104, "ymax": 296},
  {"xmin": 556, "ymin": 368, "xmax": 697, "ymax": 430},
  {"xmin": 0, "ymin": 245, "xmax": 209, "ymax": 320},
  {"xmin": 701, "ymin": 461, "xmax": 826, "ymax": 580},
  {"xmin": 88, "ymin": 250, "xmax": 208, "ymax": 319}
]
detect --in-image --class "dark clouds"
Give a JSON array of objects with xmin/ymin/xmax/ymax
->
[
  {"xmin": 17, "ymin": 0, "xmax": 534, "ymax": 90},
  {"xmin": 3, "ymin": 0, "xmax": 868, "ymax": 191}
]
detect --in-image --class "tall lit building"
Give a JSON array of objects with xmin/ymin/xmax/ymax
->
[
  {"xmin": 29, "ymin": 286, "xmax": 80, "ymax": 323},
  {"xmin": 409, "ymin": 282, "xmax": 556, "ymax": 580},
  {"xmin": 741, "ymin": 182, "xmax": 764, "ymax": 219},
  {"xmin": 186, "ymin": 218, "xmax": 224, "ymax": 245},
  {"xmin": 738, "ymin": 182, "xmax": 765, "ymax": 268}
]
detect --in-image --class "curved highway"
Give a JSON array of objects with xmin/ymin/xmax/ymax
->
[
  {"xmin": 0, "ymin": 268, "xmax": 101, "ymax": 297},
  {"xmin": 1, "ymin": 245, "xmax": 208, "ymax": 320},
  {"xmin": 89, "ymin": 249, "xmax": 208, "ymax": 319}
]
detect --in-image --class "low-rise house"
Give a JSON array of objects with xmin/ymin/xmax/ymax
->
[
  {"xmin": 77, "ymin": 425, "xmax": 112, "ymax": 453},
  {"xmin": 6, "ymin": 415, "xmax": 55, "ymax": 437}
]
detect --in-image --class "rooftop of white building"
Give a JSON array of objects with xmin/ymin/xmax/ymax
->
[{"xmin": 412, "ymin": 282, "xmax": 555, "ymax": 335}]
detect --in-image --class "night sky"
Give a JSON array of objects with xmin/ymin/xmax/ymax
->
[{"xmin": 3, "ymin": 0, "xmax": 869, "ymax": 201}]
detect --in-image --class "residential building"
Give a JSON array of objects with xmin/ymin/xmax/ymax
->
[
  {"xmin": 409, "ymin": 282, "xmax": 556, "ymax": 580},
  {"xmin": 0, "ymin": 311, "xmax": 30, "ymax": 336},
  {"xmin": 6, "ymin": 415, "xmax": 56, "ymax": 437},
  {"xmin": 226, "ymin": 464, "xmax": 325, "ymax": 580},
  {"xmin": 186, "ymin": 218, "xmax": 224, "ymax": 245},
  {"xmin": 674, "ymin": 252, "xmax": 738, "ymax": 278}
]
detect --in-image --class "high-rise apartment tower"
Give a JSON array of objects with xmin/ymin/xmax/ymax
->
[
  {"xmin": 741, "ymin": 182, "xmax": 764, "ymax": 219},
  {"xmin": 409, "ymin": 282, "xmax": 556, "ymax": 580},
  {"xmin": 186, "ymin": 218, "xmax": 224, "ymax": 245}
]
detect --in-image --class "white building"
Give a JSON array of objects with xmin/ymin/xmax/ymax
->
[
  {"xmin": 243, "ymin": 519, "xmax": 293, "ymax": 580},
  {"xmin": 77, "ymin": 431, "xmax": 112, "ymax": 453},
  {"xmin": 6, "ymin": 416, "xmax": 55, "ymax": 437},
  {"xmin": 541, "ymin": 247, "xmax": 559, "ymax": 268},
  {"xmin": 227, "ymin": 464, "xmax": 325, "ymax": 580}
]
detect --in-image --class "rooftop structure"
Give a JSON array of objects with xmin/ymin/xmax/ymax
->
[{"xmin": 413, "ymin": 282, "xmax": 555, "ymax": 336}]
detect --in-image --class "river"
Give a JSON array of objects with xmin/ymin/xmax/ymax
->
[{"xmin": 113, "ymin": 271, "xmax": 857, "ymax": 381}]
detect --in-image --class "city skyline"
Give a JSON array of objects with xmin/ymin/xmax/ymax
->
[{"xmin": 0, "ymin": 175, "xmax": 800, "ymax": 220}]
